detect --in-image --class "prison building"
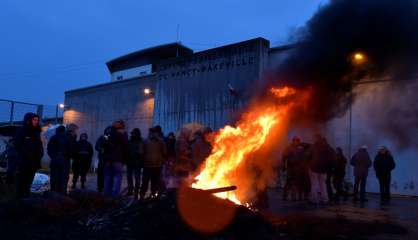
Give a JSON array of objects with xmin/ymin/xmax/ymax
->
[{"xmin": 64, "ymin": 37, "xmax": 418, "ymax": 196}]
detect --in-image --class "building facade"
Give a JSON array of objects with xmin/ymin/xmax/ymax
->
[{"xmin": 64, "ymin": 37, "xmax": 418, "ymax": 196}]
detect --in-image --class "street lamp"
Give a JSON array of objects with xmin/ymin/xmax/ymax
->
[
  {"xmin": 56, "ymin": 103, "xmax": 65, "ymax": 124},
  {"xmin": 351, "ymin": 51, "xmax": 367, "ymax": 65},
  {"xmin": 144, "ymin": 88, "xmax": 152, "ymax": 95}
]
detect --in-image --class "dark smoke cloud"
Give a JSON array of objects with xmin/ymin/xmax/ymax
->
[{"xmin": 273, "ymin": 0, "xmax": 418, "ymax": 123}]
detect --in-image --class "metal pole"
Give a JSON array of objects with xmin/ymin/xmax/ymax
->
[
  {"xmin": 348, "ymin": 87, "xmax": 353, "ymax": 158},
  {"xmin": 347, "ymin": 85, "xmax": 353, "ymax": 180},
  {"xmin": 55, "ymin": 104, "xmax": 58, "ymax": 124},
  {"xmin": 10, "ymin": 101, "xmax": 15, "ymax": 125}
]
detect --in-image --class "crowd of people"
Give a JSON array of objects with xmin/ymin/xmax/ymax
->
[
  {"xmin": 9, "ymin": 112, "xmax": 213, "ymax": 200},
  {"xmin": 4, "ymin": 112, "xmax": 397, "ymax": 205},
  {"xmin": 281, "ymin": 134, "xmax": 396, "ymax": 204}
]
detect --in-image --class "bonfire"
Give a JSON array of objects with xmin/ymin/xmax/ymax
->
[{"xmin": 192, "ymin": 86, "xmax": 309, "ymax": 205}]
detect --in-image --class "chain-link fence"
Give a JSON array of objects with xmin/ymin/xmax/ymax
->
[{"xmin": 0, "ymin": 99, "xmax": 64, "ymax": 126}]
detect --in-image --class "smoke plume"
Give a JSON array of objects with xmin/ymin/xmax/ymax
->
[{"xmin": 272, "ymin": 0, "xmax": 418, "ymax": 123}]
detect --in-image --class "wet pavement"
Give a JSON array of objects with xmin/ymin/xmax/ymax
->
[
  {"xmin": 49, "ymin": 174, "xmax": 418, "ymax": 239},
  {"xmin": 267, "ymin": 189, "xmax": 418, "ymax": 239}
]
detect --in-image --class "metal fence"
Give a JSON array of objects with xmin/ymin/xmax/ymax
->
[{"xmin": 0, "ymin": 99, "xmax": 64, "ymax": 125}]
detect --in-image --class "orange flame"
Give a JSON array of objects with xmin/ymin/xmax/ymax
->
[
  {"xmin": 192, "ymin": 86, "xmax": 298, "ymax": 205},
  {"xmin": 270, "ymin": 86, "xmax": 297, "ymax": 98}
]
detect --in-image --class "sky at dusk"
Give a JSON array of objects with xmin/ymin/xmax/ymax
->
[{"xmin": 0, "ymin": 0, "xmax": 326, "ymax": 105}]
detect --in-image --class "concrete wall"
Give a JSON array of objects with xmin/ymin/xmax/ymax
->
[
  {"xmin": 64, "ymin": 75, "xmax": 156, "ymax": 152},
  {"xmin": 152, "ymin": 38, "xmax": 270, "ymax": 132}
]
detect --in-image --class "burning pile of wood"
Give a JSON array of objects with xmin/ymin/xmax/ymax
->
[
  {"xmin": 0, "ymin": 188, "xmax": 408, "ymax": 240},
  {"xmin": 0, "ymin": 187, "xmax": 279, "ymax": 239}
]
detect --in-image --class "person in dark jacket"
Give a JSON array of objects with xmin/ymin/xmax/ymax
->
[
  {"xmin": 350, "ymin": 146, "xmax": 372, "ymax": 202},
  {"xmin": 126, "ymin": 128, "xmax": 144, "ymax": 198},
  {"xmin": 48, "ymin": 125, "xmax": 71, "ymax": 193},
  {"xmin": 308, "ymin": 135, "xmax": 336, "ymax": 204},
  {"xmin": 175, "ymin": 128, "xmax": 192, "ymax": 179},
  {"xmin": 140, "ymin": 127, "xmax": 167, "ymax": 200},
  {"xmin": 166, "ymin": 132, "xmax": 176, "ymax": 160},
  {"xmin": 333, "ymin": 147, "xmax": 348, "ymax": 202},
  {"xmin": 165, "ymin": 132, "xmax": 176, "ymax": 168},
  {"xmin": 72, "ymin": 133, "xmax": 94, "ymax": 189},
  {"xmin": 191, "ymin": 130, "xmax": 212, "ymax": 171},
  {"xmin": 15, "ymin": 113, "xmax": 44, "ymax": 199},
  {"xmin": 153, "ymin": 125, "xmax": 168, "ymax": 193},
  {"xmin": 103, "ymin": 120, "xmax": 129, "ymax": 197},
  {"xmin": 282, "ymin": 136, "xmax": 305, "ymax": 201},
  {"xmin": 374, "ymin": 146, "xmax": 396, "ymax": 202},
  {"xmin": 95, "ymin": 127, "xmax": 112, "ymax": 192}
]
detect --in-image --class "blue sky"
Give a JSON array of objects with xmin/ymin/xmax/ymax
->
[{"xmin": 0, "ymin": 0, "xmax": 326, "ymax": 104}]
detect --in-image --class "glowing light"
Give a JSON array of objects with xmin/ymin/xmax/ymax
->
[
  {"xmin": 354, "ymin": 53, "xmax": 364, "ymax": 60},
  {"xmin": 352, "ymin": 52, "xmax": 367, "ymax": 65},
  {"xmin": 144, "ymin": 88, "xmax": 151, "ymax": 95},
  {"xmin": 58, "ymin": 103, "xmax": 65, "ymax": 109}
]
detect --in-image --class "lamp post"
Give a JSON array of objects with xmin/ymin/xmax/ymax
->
[{"xmin": 348, "ymin": 51, "xmax": 368, "ymax": 178}]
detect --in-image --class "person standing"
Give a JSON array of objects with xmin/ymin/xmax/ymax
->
[
  {"xmin": 175, "ymin": 128, "xmax": 192, "ymax": 180},
  {"xmin": 140, "ymin": 127, "xmax": 167, "ymax": 200},
  {"xmin": 152, "ymin": 125, "xmax": 168, "ymax": 193},
  {"xmin": 72, "ymin": 133, "xmax": 94, "ymax": 189},
  {"xmin": 281, "ymin": 136, "xmax": 305, "ymax": 201},
  {"xmin": 103, "ymin": 120, "xmax": 129, "ymax": 197},
  {"xmin": 191, "ymin": 130, "xmax": 212, "ymax": 172},
  {"xmin": 166, "ymin": 132, "xmax": 176, "ymax": 160},
  {"xmin": 373, "ymin": 146, "xmax": 396, "ymax": 202},
  {"xmin": 308, "ymin": 135, "xmax": 336, "ymax": 204},
  {"xmin": 333, "ymin": 147, "xmax": 347, "ymax": 202},
  {"xmin": 47, "ymin": 125, "xmax": 71, "ymax": 193},
  {"xmin": 15, "ymin": 113, "xmax": 44, "ymax": 198},
  {"xmin": 350, "ymin": 146, "xmax": 372, "ymax": 202},
  {"xmin": 95, "ymin": 127, "xmax": 112, "ymax": 192},
  {"xmin": 126, "ymin": 128, "xmax": 144, "ymax": 199}
]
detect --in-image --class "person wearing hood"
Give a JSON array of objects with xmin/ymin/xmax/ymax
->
[
  {"xmin": 15, "ymin": 113, "xmax": 44, "ymax": 198},
  {"xmin": 374, "ymin": 146, "xmax": 396, "ymax": 202},
  {"xmin": 126, "ymin": 128, "xmax": 144, "ymax": 198},
  {"xmin": 95, "ymin": 126, "xmax": 112, "ymax": 192},
  {"xmin": 103, "ymin": 120, "xmax": 129, "ymax": 197},
  {"xmin": 72, "ymin": 133, "xmax": 94, "ymax": 189},
  {"xmin": 350, "ymin": 146, "xmax": 372, "ymax": 202},
  {"xmin": 47, "ymin": 125, "xmax": 71, "ymax": 193},
  {"xmin": 140, "ymin": 127, "xmax": 167, "ymax": 200}
]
